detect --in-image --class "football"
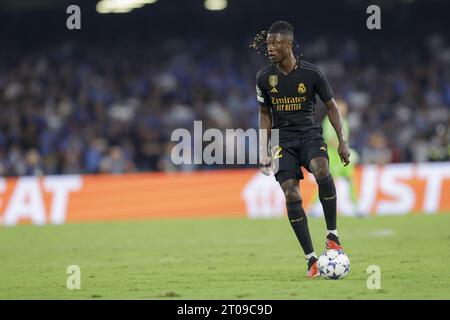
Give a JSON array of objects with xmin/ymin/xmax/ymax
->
[{"xmin": 318, "ymin": 250, "xmax": 350, "ymax": 279}]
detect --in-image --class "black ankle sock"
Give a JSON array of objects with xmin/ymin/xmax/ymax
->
[
  {"xmin": 286, "ymin": 200, "xmax": 314, "ymax": 255},
  {"xmin": 317, "ymin": 175, "xmax": 337, "ymax": 230}
]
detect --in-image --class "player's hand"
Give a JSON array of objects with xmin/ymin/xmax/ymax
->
[
  {"xmin": 338, "ymin": 141, "xmax": 351, "ymax": 166},
  {"xmin": 259, "ymin": 154, "xmax": 273, "ymax": 176},
  {"xmin": 259, "ymin": 163, "xmax": 273, "ymax": 176}
]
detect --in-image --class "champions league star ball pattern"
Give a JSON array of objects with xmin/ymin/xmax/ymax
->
[{"xmin": 318, "ymin": 250, "xmax": 350, "ymax": 279}]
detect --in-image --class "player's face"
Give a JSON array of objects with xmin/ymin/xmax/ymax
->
[{"xmin": 266, "ymin": 33, "xmax": 291, "ymax": 63}]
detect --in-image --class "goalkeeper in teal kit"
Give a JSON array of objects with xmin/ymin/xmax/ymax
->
[{"xmin": 311, "ymin": 98, "xmax": 359, "ymax": 216}]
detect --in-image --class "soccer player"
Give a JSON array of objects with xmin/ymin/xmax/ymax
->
[{"xmin": 253, "ymin": 21, "xmax": 351, "ymax": 278}]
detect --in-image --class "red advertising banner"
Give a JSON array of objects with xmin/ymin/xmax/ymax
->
[{"xmin": 1, "ymin": 163, "xmax": 449, "ymax": 226}]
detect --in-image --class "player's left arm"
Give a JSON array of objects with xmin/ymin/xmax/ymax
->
[
  {"xmin": 316, "ymin": 68, "xmax": 350, "ymax": 166},
  {"xmin": 324, "ymin": 98, "xmax": 350, "ymax": 166}
]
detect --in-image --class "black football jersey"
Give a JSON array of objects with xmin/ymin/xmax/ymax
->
[{"xmin": 256, "ymin": 60, "xmax": 334, "ymax": 142}]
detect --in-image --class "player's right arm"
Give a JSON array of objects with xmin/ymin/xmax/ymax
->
[
  {"xmin": 256, "ymin": 76, "xmax": 273, "ymax": 175},
  {"xmin": 259, "ymin": 105, "xmax": 272, "ymax": 175}
]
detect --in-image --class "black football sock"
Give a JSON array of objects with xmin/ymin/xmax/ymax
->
[
  {"xmin": 317, "ymin": 175, "xmax": 337, "ymax": 231},
  {"xmin": 286, "ymin": 200, "xmax": 314, "ymax": 255}
]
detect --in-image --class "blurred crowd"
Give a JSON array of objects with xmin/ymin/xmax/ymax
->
[{"xmin": 0, "ymin": 34, "xmax": 449, "ymax": 176}]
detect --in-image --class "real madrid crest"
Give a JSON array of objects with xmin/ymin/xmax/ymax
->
[{"xmin": 298, "ymin": 83, "xmax": 306, "ymax": 94}]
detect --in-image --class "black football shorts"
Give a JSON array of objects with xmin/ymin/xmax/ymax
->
[{"xmin": 272, "ymin": 136, "xmax": 329, "ymax": 184}]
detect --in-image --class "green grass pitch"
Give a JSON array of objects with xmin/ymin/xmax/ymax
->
[{"xmin": 1, "ymin": 214, "xmax": 450, "ymax": 299}]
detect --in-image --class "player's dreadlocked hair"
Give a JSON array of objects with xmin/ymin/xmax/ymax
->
[
  {"xmin": 249, "ymin": 30, "xmax": 268, "ymax": 55},
  {"xmin": 249, "ymin": 20, "xmax": 302, "ymax": 59}
]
